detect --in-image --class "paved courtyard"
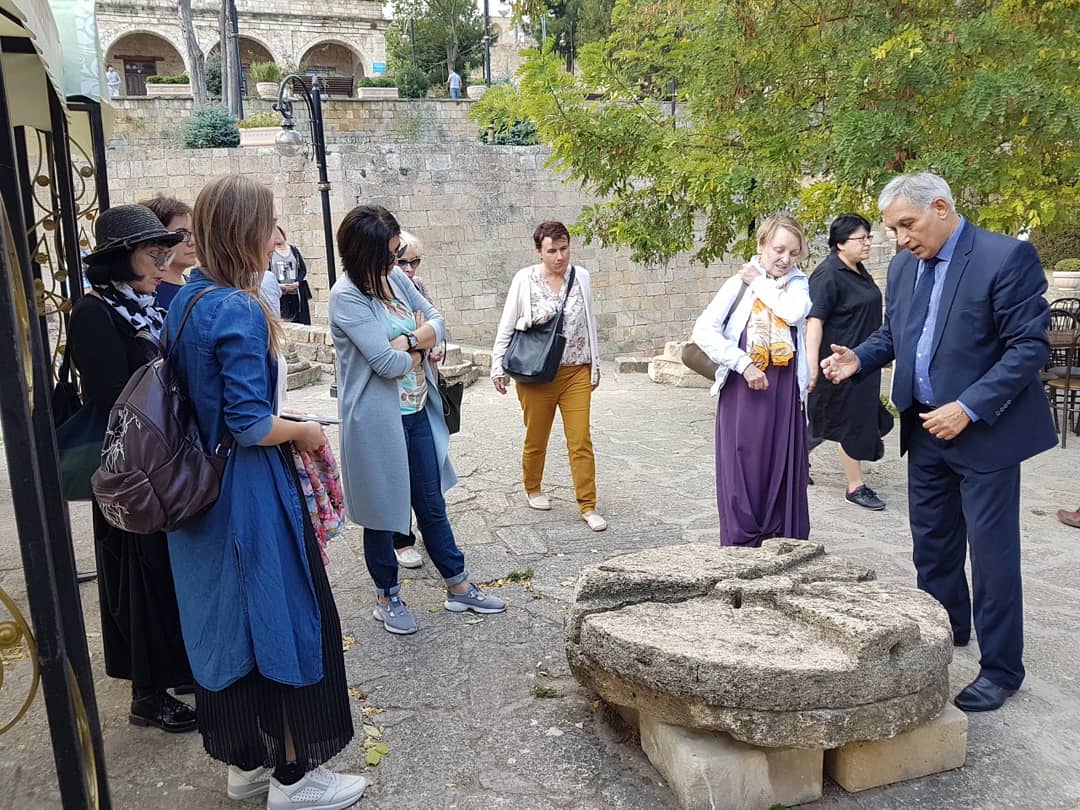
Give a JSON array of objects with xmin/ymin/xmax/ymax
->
[{"xmin": 3, "ymin": 365, "xmax": 1080, "ymax": 809}]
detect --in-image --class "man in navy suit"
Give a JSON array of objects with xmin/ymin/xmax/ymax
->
[{"xmin": 822, "ymin": 172, "xmax": 1056, "ymax": 712}]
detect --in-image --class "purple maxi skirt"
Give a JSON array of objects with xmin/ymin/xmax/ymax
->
[{"xmin": 714, "ymin": 331, "xmax": 810, "ymax": 547}]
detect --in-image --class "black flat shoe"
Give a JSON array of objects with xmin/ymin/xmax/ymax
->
[
  {"xmin": 130, "ymin": 691, "xmax": 197, "ymax": 733},
  {"xmin": 172, "ymin": 683, "xmax": 195, "ymax": 696},
  {"xmin": 845, "ymin": 485, "xmax": 886, "ymax": 511},
  {"xmin": 954, "ymin": 676, "xmax": 1017, "ymax": 712}
]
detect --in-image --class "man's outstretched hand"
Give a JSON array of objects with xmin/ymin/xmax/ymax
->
[{"xmin": 821, "ymin": 344, "xmax": 860, "ymax": 383}]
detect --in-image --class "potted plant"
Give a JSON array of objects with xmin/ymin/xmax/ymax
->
[
  {"xmin": 237, "ymin": 111, "xmax": 283, "ymax": 147},
  {"xmin": 248, "ymin": 61, "xmax": 283, "ymax": 101},
  {"xmin": 145, "ymin": 73, "xmax": 192, "ymax": 97},
  {"xmin": 356, "ymin": 76, "xmax": 399, "ymax": 100},
  {"xmin": 1053, "ymin": 258, "xmax": 1080, "ymax": 289}
]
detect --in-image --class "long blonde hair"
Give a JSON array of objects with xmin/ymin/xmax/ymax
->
[{"xmin": 192, "ymin": 175, "xmax": 282, "ymax": 354}]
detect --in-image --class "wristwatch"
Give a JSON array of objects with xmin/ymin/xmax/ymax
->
[{"xmin": 405, "ymin": 332, "xmax": 419, "ymax": 351}]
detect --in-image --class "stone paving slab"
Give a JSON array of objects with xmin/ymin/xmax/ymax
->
[{"xmin": 3, "ymin": 368, "xmax": 1080, "ymax": 808}]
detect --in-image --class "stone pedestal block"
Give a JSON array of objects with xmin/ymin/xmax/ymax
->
[
  {"xmin": 648, "ymin": 357, "xmax": 712, "ymax": 388},
  {"xmin": 614, "ymin": 355, "xmax": 650, "ymax": 374},
  {"xmin": 824, "ymin": 704, "xmax": 968, "ymax": 792},
  {"xmin": 640, "ymin": 714, "xmax": 823, "ymax": 809}
]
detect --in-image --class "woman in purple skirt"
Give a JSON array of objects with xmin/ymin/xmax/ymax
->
[{"xmin": 692, "ymin": 215, "xmax": 813, "ymax": 546}]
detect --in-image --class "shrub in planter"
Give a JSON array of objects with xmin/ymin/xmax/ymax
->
[
  {"xmin": 146, "ymin": 73, "xmax": 190, "ymax": 84},
  {"xmin": 238, "ymin": 112, "xmax": 281, "ymax": 129},
  {"xmin": 1056, "ymin": 259, "xmax": 1080, "ymax": 273},
  {"xmin": 357, "ymin": 76, "xmax": 398, "ymax": 88},
  {"xmin": 248, "ymin": 61, "xmax": 282, "ymax": 83},
  {"xmin": 397, "ymin": 66, "xmax": 429, "ymax": 99},
  {"xmin": 182, "ymin": 105, "xmax": 240, "ymax": 148}
]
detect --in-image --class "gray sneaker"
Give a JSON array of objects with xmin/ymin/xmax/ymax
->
[
  {"xmin": 444, "ymin": 584, "xmax": 507, "ymax": 614},
  {"xmin": 373, "ymin": 595, "xmax": 418, "ymax": 635}
]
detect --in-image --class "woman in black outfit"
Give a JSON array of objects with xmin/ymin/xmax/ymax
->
[
  {"xmin": 270, "ymin": 225, "xmax": 313, "ymax": 324},
  {"xmin": 68, "ymin": 204, "xmax": 196, "ymax": 732},
  {"xmin": 805, "ymin": 214, "xmax": 893, "ymax": 510}
]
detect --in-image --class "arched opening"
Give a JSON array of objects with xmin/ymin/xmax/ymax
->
[
  {"xmin": 207, "ymin": 37, "xmax": 276, "ymax": 96},
  {"xmin": 105, "ymin": 32, "xmax": 186, "ymax": 96},
  {"xmin": 299, "ymin": 41, "xmax": 365, "ymax": 83}
]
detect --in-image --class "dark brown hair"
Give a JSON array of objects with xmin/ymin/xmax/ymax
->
[
  {"xmin": 532, "ymin": 221, "xmax": 570, "ymax": 250},
  {"xmin": 139, "ymin": 195, "xmax": 192, "ymax": 229},
  {"xmin": 337, "ymin": 205, "xmax": 401, "ymax": 301}
]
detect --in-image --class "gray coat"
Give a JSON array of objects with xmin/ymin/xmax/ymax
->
[{"xmin": 329, "ymin": 267, "xmax": 453, "ymax": 534}]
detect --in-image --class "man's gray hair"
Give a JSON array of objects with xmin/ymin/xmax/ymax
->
[{"xmin": 878, "ymin": 172, "xmax": 955, "ymax": 212}]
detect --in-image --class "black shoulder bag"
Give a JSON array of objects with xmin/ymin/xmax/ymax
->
[{"xmin": 503, "ymin": 266, "xmax": 577, "ymax": 385}]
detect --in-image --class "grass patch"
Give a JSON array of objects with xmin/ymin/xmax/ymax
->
[{"xmin": 533, "ymin": 685, "xmax": 558, "ymax": 699}]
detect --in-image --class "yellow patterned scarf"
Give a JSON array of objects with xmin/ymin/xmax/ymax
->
[{"xmin": 745, "ymin": 298, "xmax": 795, "ymax": 371}]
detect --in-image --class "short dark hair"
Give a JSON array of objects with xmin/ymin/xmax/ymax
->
[
  {"xmin": 84, "ymin": 250, "xmax": 139, "ymax": 286},
  {"xmin": 275, "ymin": 224, "xmax": 287, "ymax": 240},
  {"xmin": 828, "ymin": 214, "xmax": 873, "ymax": 250},
  {"xmin": 337, "ymin": 205, "xmax": 401, "ymax": 301},
  {"xmin": 139, "ymin": 195, "xmax": 192, "ymax": 229},
  {"xmin": 532, "ymin": 221, "xmax": 570, "ymax": 250}
]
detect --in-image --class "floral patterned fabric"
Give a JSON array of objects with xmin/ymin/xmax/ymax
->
[
  {"xmin": 527, "ymin": 267, "xmax": 592, "ymax": 367},
  {"xmin": 291, "ymin": 444, "xmax": 346, "ymax": 565}
]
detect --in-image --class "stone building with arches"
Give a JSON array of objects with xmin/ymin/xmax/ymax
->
[{"xmin": 97, "ymin": 0, "xmax": 387, "ymax": 96}]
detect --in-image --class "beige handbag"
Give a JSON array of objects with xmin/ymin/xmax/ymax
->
[{"xmin": 683, "ymin": 282, "xmax": 749, "ymax": 381}]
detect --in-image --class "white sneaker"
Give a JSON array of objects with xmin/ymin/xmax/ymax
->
[
  {"xmin": 526, "ymin": 491, "xmax": 551, "ymax": 510},
  {"xmin": 395, "ymin": 546, "xmax": 423, "ymax": 569},
  {"xmin": 266, "ymin": 767, "xmax": 367, "ymax": 810},
  {"xmin": 227, "ymin": 764, "xmax": 271, "ymax": 800},
  {"xmin": 582, "ymin": 511, "xmax": 607, "ymax": 531}
]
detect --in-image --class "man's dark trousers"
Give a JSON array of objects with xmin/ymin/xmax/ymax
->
[{"xmin": 906, "ymin": 411, "xmax": 1024, "ymax": 690}]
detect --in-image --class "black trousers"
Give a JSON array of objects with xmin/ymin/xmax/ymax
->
[{"xmin": 906, "ymin": 413, "xmax": 1025, "ymax": 690}]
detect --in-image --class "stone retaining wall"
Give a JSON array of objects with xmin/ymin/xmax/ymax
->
[
  {"xmin": 107, "ymin": 97, "xmax": 478, "ymax": 150},
  {"xmin": 104, "ymin": 139, "xmax": 895, "ymax": 356}
]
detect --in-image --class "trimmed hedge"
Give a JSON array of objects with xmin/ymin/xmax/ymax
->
[
  {"xmin": 1055, "ymin": 258, "xmax": 1080, "ymax": 272},
  {"xmin": 1032, "ymin": 224, "xmax": 1080, "ymax": 269},
  {"xmin": 146, "ymin": 74, "xmax": 189, "ymax": 84},
  {"xmin": 358, "ymin": 76, "xmax": 397, "ymax": 88}
]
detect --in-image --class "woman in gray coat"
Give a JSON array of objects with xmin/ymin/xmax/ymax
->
[{"xmin": 329, "ymin": 205, "xmax": 505, "ymax": 635}]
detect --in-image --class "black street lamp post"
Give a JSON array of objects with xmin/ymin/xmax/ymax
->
[
  {"xmin": 273, "ymin": 74, "xmax": 339, "ymax": 396},
  {"xmin": 273, "ymin": 74, "xmax": 336, "ymax": 290}
]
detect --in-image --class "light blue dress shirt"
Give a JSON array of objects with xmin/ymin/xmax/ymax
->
[{"xmin": 913, "ymin": 217, "xmax": 976, "ymax": 420}]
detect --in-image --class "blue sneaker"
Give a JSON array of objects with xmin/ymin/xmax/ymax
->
[
  {"xmin": 444, "ymin": 584, "xmax": 507, "ymax": 614},
  {"xmin": 373, "ymin": 595, "xmax": 418, "ymax": 635}
]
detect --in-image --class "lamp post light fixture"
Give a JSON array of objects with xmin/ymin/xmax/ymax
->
[
  {"xmin": 273, "ymin": 74, "xmax": 340, "ymax": 395},
  {"xmin": 273, "ymin": 73, "xmax": 336, "ymax": 291}
]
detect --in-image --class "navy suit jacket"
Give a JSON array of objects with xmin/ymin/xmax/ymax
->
[{"xmin": 854, "ymin": 222, "xmax": 1056, "ymax": 472}]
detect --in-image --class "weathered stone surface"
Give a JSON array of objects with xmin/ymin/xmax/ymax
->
[
  {"xmin": 640, "ymin": 714, "xmax": 823, "ymax": 809},
  {"xmin": 648, "ymin": 357, "xmax": 712, "ymax": 388},
  {"xmin": 824, "ymin": 704, "xmax": 968, "ymax": 792},
  {"xmin": 567, "ymin": 539, "xmax": 953, "ymax": 748}
]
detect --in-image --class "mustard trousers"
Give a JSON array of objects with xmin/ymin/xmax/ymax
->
[{"xmin": 515, "ymin": 364, "xmax": 596, "ymax": 513}]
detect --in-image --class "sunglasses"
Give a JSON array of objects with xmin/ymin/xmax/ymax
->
[{"xmin": 396, "ymin": 256, "xmax": 422, "ymax": 270}]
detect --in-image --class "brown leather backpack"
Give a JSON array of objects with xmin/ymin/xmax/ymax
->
[{"xmin": 91, "ymin": 287, "xmax": 234, "ymax": 534}]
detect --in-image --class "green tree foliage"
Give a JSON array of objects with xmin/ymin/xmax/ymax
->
[
  {"xmin": 514, "ymin": 0, "xmax": 1080, "ymax": 265},
  {"xmin": 397, "ymin": 65, "xmax": 432, "ymax": 98},
  {"xmin": 469, "ymin": 84, "xmax": 540, "ymax": 144},
  {"xmin": 386, "ymin": 0, "xmax": 488, "ymax": 90},
  {"xmin": 205, "ymin": 55, "xmax": 222, "ymax": 96},
  {"xmin": 182, "ymin": 105, "xmax": 240, "ymax": 149},
  {"xmin": 520, "ymin": 0, "xmax": 615, "ymax": 69}
]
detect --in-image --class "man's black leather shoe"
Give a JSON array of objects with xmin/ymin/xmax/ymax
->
[
  {"xmin": 953, "ymin": 676, "xmax": 1016, "ymax": 712},
  {"xmin": 953, "ymin": 638, "xmax": 969, "ymax": 647}
]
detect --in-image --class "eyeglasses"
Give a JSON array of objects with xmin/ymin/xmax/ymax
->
[
  {"xmin": 847, "ymin": 235, "xmax": 873, "ymax": 244},
  {"xmin": 396, "ymin": 257, "xmax": 422, "ymax": 270},
  {"xmin": 143, "ymin": 246, "xmax": 174, "ymax": 269},
  {"xmin": 172, "ymin": 228, "xmax": 193, "ymax": 243}
]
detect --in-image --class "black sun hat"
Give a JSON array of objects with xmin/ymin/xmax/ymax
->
[{"xmin": 84, "ymin": 204, "xmax": 186, "ymax": 266}]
